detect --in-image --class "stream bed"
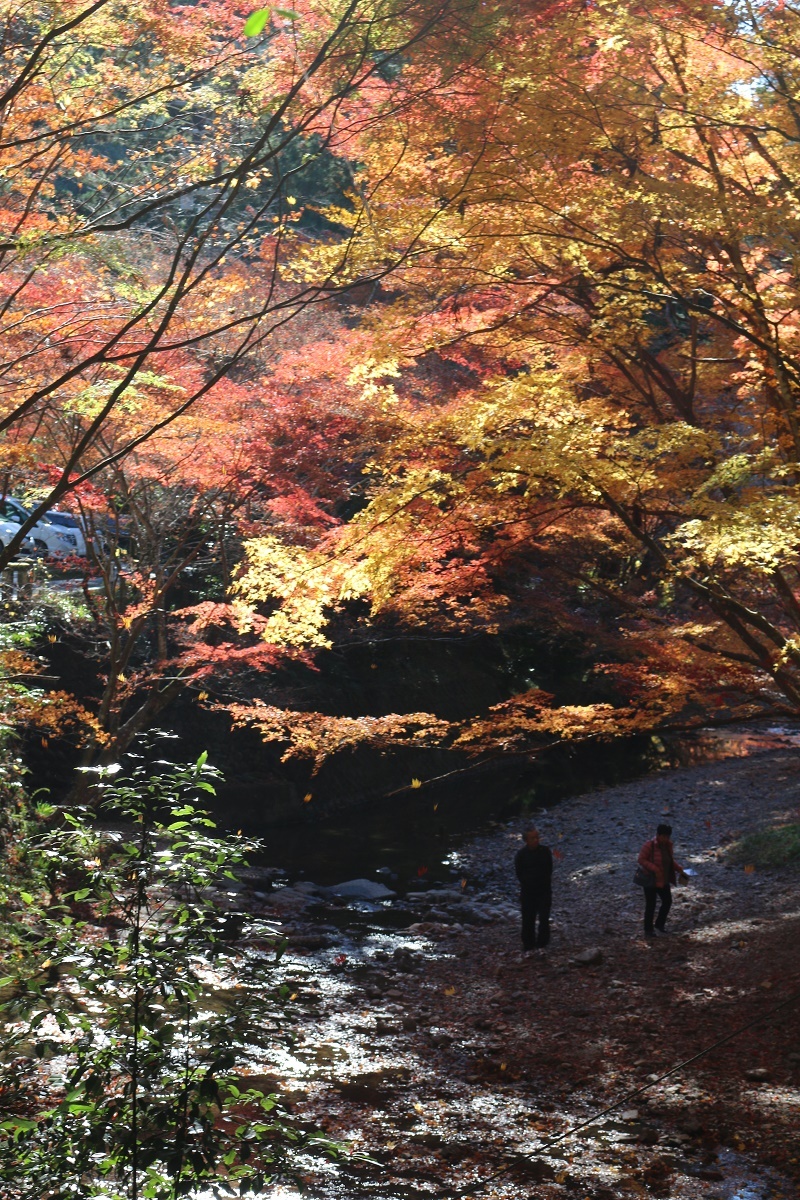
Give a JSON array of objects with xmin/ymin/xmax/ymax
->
[
  {"xmin": 246, "ymin": 721, "xmax": 800, "ymax": 893},
  {"xmin": 198, "ymin": 721, "xmax": 800, "ymax": 1200}
]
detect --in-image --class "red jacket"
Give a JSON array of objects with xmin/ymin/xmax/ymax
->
[{"xmin": 638, "ymin": 837, "xmax": 682, "ymax": 888}]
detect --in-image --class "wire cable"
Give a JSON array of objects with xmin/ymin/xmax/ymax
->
[{"xmin": 432, "ymin": 981, "xmax": 800, "ymax": 1200}]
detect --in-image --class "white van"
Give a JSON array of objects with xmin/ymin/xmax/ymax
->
[{"xmin": 0, "ymin": 498, "xmax": 82, "ymax": 558}]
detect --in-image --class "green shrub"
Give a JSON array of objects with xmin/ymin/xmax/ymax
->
[
  {"xmin": 0, "ymin": 747, "xmax": 343, "ymax": 1199},
  {"xmin": 728, "ymin": 822, "xmax": 800, "ymax": 869}
]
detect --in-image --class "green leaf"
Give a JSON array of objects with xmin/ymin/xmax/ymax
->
[
  {"xmin": 1, "ymin": 1118, "xmax": 37, "ymax": 1135},
  {"xmin": 274, "ymin": 7, "xmax": 300, "ymax": 17},
  {"xmin": 244, "ymin": 9, "xmax": 270, "ymax": 36},
  {"xmin": 19, "ymin": 891, "xmax": 34, "ymax": 904}
]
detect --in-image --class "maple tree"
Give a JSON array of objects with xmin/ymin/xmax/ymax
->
[
  {"xmin": 8, "ymin": 0, "xmax": 800, "ymax": 778},
  {"xmin": 0, "ymin": 0, "xmax": 506, "ymax": 764},
  {"xmin": 0, "ymin": 0, "xmax": 479, "ymax": 568},
  {"xmin": 33, "ymin": 311, "xmax": 416, "ymax": 775},
  {"xmin": 229, "ymin": 0, "xmax": 800, "ymax": 765}
]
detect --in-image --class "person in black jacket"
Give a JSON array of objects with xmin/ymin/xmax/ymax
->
[{"xmin": 514, "ymin": 828, "xmax": 553, "ymax": 951}]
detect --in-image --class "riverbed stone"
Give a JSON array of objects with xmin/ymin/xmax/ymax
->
[
  {"xmin": 572, "ymin": 946, "xmax": 603, "ymax": 966},
  {"xmin": 293, "ymin": 881, "xmax": 323, "ymax": 895},
  {"xmin": 334, "ymin": 1066, "xmax": 409, "ymax": 1105},
  {"xmin": 267, "ymin": 886, "xmax": 315, "ymax": 909},
  {"xmin": 235, "ymin": 867, "xmax": 287, "ymax": 888},
  {"xmin": 422, "ymin": 907, "xmax": 451, "ymax": 922},
  {"xmin": 457, "ymin": 903, "xmax": 492, "ymax": 924},
  {"xmin": 289, "ymin": 932, "xmax": 335, "ymax": 949},
  {"xmin": 323, "ymin": 878, "xmax": 396, "ymax": 900}
]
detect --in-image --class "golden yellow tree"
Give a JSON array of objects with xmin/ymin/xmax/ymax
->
[{"xmin": 233, "ymin": 0, "xmax": 800, "ymax": 758}]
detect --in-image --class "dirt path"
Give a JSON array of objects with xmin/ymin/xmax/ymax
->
[{"xmin": 247, "ymin": 748, "xmax": 800, "ymax": 1199}]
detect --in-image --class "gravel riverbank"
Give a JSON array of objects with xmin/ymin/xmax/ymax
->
[{"xmin": 232, "ymin": 744, "xmax": 800, "ymax": 1200}]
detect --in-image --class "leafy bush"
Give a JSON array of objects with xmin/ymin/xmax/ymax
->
[
  {"xmin": 0, "ymin": 747, "xmax": 340, "ymax": 1198},
  {"xmin": 728, "ymin": 823, "xmax": 800, "ymax": 869}
]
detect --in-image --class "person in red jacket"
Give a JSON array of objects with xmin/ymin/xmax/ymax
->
[{"xmin": 638, "ymin": 823, "xmax": 687, "ymax": 937}]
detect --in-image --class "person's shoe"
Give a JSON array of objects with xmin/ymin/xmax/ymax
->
[
  {"xmin": 644, "ymin": 929, "xmax": 656, "ymax": 938},
  {"xmin": 654, "ymin": 927, "xmax": 670, "ymax": 936}
]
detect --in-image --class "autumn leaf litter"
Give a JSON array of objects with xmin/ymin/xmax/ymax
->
[{"xmin": 231, "ymin": 741, "xmax": 800, "ymax": 1200}]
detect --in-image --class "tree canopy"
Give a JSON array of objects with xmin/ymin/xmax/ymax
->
[
  {"xmin": 4, "ymin": 0, "xmax": 800, "ymax": 774},
  {"xmin": 233, "ymin": 0, "xmax": 800, "ymax": 762}
]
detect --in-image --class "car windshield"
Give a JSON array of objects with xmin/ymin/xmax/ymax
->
[
  {"xmin": 47, "ymin": 512, "xmax": 78, "ymax": 527},
  {"xmin": 2, "ymin": 501, "xmax": 53, "ymax": 524}
]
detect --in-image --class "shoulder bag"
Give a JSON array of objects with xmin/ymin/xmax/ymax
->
[{"xmin": 634, "ymin": 840, "xmax": 656, "ymax": 888}]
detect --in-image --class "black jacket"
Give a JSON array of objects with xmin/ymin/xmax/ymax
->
[{"xmin": 515, "ymin": 844, "xmax": 553, "ymax": 892}]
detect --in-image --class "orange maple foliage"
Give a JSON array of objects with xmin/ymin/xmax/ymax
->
[
  {"xmin": 0, "ymin": 0, "xmax": 475, "ymax": 562},
  {"xmin": 12, "ymin": 0, "xmax": 800, "ymax": 778},
  {"xmin": 230, "ymin": 0, "xmax": 800, "ymax": 764}
]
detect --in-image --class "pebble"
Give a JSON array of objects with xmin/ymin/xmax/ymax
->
[{"xmin": 572, "ymin": 947, "xmax": 603, "ymax": 966}]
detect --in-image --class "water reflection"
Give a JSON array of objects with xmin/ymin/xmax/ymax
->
[
  {"xmin": 660, "ymin": 722, "xmax": 800, "ymax": 766},
  {"xmin": 248, "ymin": 721, "xmax": 800, "ymax": 893}
]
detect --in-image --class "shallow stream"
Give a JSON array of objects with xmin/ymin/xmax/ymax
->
[
  {"xmin": 195, "ymin": 720, "xmax": 800, "ymax": 1200},
  {"xmin": 249, "ymin": 721, "xmax": 800, "ymax": 894}
]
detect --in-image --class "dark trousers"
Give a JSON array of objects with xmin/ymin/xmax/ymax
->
[
  {"xmin": 520, "ymin": 888, "xmax": 551, "ymax": 949},
  {"xmin": 643, "ymin": 885, "xmax": 672, "ymax": 933}
]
